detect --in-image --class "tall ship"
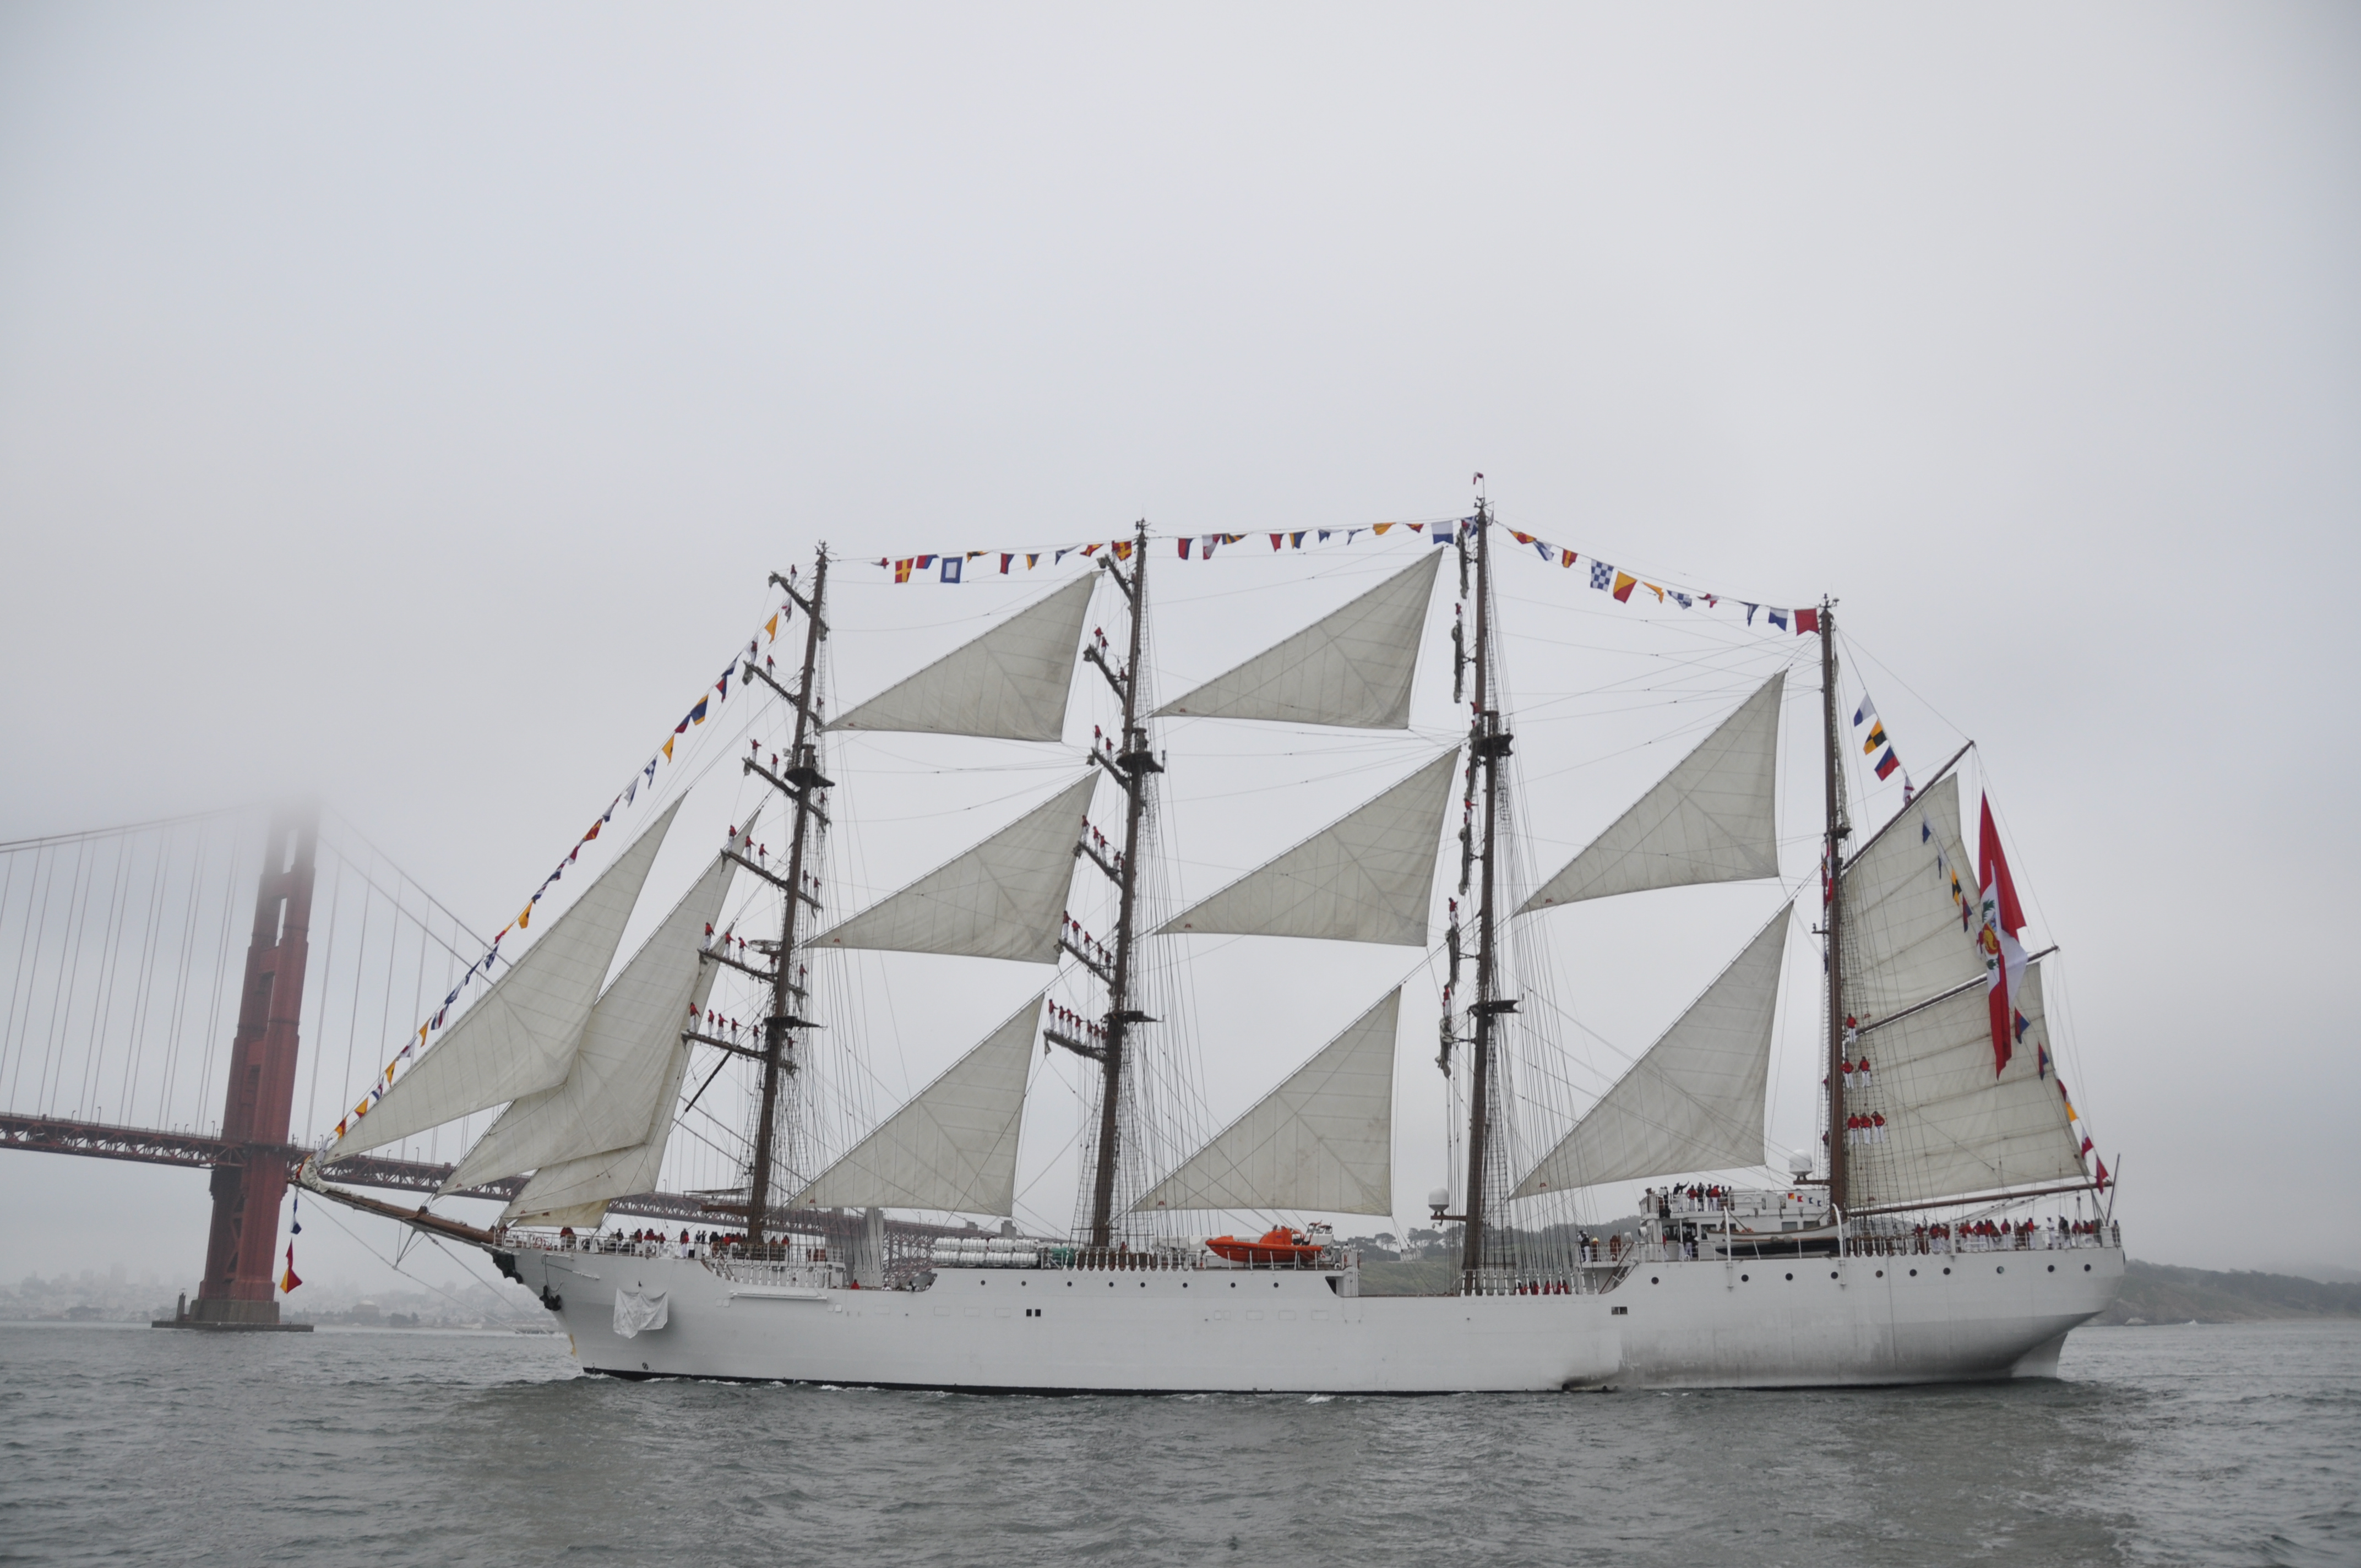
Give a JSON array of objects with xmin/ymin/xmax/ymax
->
[{"xmin": 307, "ymin": 500, "xmax": 2122, "ymax": 1391}]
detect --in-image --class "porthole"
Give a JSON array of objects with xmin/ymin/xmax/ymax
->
[
  {"xmin": 1996, "ymin": 1266, "xmax": 2005, "ymax": 1275},
  {"xmin": 1943, "ymin": 1267, "xmax": 1951, "ymax": 1275},
  {"xmin": 1830, "ymin": 1272, "xmax": 1839, "ymax": 1280},
  {"xmin": 2084, "ymin": 1264, "xmax": 2092, "ymax": 1272},
  {"xmin": 1875, "ymin": 1270, "xmax": 1884, "ymax": 1278},
  {"xmin": 1909, "ymin": 1269, "xmax": 1918, "ymax": 1277},
  {"xmin": 2047, "ymin": 1265, "xmax": 2055, "ymax": 1273},
  {"xmin": 1740, "ymin": 1273, "xmax": 1750, "ymax": 1282},
  {"xmin": 1650, "ymin": 1276, "xmax": 1659, "ymax": 1284},
  {"xmin": 1785, "ymin": 1273, "xmax": 1793, "ymax": 1281}
]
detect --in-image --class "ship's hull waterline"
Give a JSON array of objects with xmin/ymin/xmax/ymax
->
[{"xmin": 501, "ymin": 1246, "xmax": 2124, "ymax": 1393}]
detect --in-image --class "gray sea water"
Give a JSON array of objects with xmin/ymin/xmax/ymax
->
[{"xmin": 2, "ymin": 1320, "xmax": 2355, "ymax": 1567}]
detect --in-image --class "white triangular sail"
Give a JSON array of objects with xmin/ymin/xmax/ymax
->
[
  {"xmin": 1840, "ymin": 772, "xmax": 1984, "ymax": 1025},
  {"xmin": 1512, "ymin": 905, "xmax": 1791, "ymax": 1196},
  {"xmin": 790, "ymin": 993, "xmax": 1045, "ymax": 1215},
  {"xmin": 444, "ymin": 854, "xmax": 733, "ymax": 1193},
  {"xmin": 499, "ymin": 1026, "xmax": 697, "ymax": 1229},
  {"xmin": 1520, "ymin": 674, "xmax": 1785, "ymax": 913},
  {"xmin": 1157, "ymin": 750, "xmax": 1457, "ymax": 946},
  {"xmin": 829, "ymin": 575, "xmax": 1096, "ymax": 742},
  {"xmin": 1133, "ymin": 989, "xmax": 1398, "ymax": 1216},
  {"xmin": 1155, "ymin": 553, "xmax": 1441, "ymax": 729},
  {"xmin": 1847, "ymin": 962, "xmax": 2088, "ymax": 1207},
  {"xmin": 813, "ymin": 775, "xmax": 1095, "ymax": 963},
  {"xmin": 326, "ymin": 799, "xmax": 682, "ymax": 1161}
]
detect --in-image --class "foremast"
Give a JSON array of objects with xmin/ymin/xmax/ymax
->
[
  {"xmin": 1816, "ymin": 597, "xmax": 1850, "ymax": 1217},
  {"xmin": 737, "ymin": 548, "xmax": 832, "ymax": 1239},
  {"xmin": 1457, "ymin": 499, "xmax": 1516, "ymax": 1293},
  {"xmin": 1075, "ymin": 520, "xmax": 1159, "ymax": 1248}
]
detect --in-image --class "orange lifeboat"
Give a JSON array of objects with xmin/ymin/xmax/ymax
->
[{"xmin": 1204, "ymin": 1227, "xmax": 1325, "ymax": 1266}]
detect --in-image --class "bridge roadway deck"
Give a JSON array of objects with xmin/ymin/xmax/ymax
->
[{"xmin": 0, "ymin": 1111, "xmax": 966, "ymax": 1240}]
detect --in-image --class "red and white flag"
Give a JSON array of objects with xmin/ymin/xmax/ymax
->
[{"xmin": 1976, "ymin": 793, "xmax": 2029, "ymax": 1076}]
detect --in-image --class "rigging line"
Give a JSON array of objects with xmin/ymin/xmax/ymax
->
[
  {"xmin": 314, "ymin": 840, "xmax": 486, "ymax": 968},
  {"xmin": 122, "ymin": 831, "xmax": 170, "ymax": 1126},
  {"xmin": 79, "ymin": 832, "xmax": 135, "ymax": 1119},
  {"xmin": 0, "ymin": 803, "xmax": 252, "ymax": 854},
  {"xmin": 324, "ymin": 858, "xmax": 373, "ymax": 1144},
  {"xmin": 40, "ymin": 839, "xmax": 94, "ymax": 1115},
  {"xmin": 195, "ymin": 838, "xmax": 240, "ymax": 1137},
  {"xmin": 306, "ymin": 1198, "xmax": 524, "ymax": 1319},
  {"xmin": 0, "ymin": 845, "xmax": 42, "ymax": 1109}
]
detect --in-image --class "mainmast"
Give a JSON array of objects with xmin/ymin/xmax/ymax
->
[
  {"xmin": 1818, "ymin": 597, "xmax": 1849, "ymax": 1216},
  {"xmin": 1082, "ymin": 520, "xmax": 1158, "ymax": 1248},
  {"xmin": 1459, "ymin": 499, "xmax": 1514, "ymax": 1293},
  {"xmin": 736, "ymin": 547, "xmax": 831, "ymax": 1241}
]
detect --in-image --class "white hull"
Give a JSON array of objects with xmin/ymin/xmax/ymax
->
[{"xmin": 500, "ymin": 1245, "xmax": 2124, "ymax": 1392}]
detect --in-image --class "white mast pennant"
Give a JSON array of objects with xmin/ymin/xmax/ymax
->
[
  {"xmin": 325, "ymin": 798, "xmax": 683, "ymax": 1162},
  {"xmin": 814, "ymin": 775, "xmax": 1096, "ymax": 963},
  {"xmin": 1133, "ymin": 989, "xmax": 1399, "ymax": 1217},
  {"xmin": 1156, "ymin": 750, "xmax": 1458, "ymax": 946},
  {"xmin": 1840, "ymin": 772, "xmax": 1984, "ymax": 1025},
  {"xmin": 790, "ymin": 993, "xmax": 1045, "ymax": 1215},
  {"xmin": 1155, "ymin": 553, "xmax": 1442, "ymax": 729},
  {"xmin": 1513, "ymin": 904, "xmax": 1791, "ymax": 1196},
  {"xmin": 1519, "ymin": 673, "xmax": 1785, "ymax": 914},
  {"xmin": 443, "ymin": 853, "xmax": 735, "ymax": 1193},
  {"xmin": 1849, "ymin": 962, "xmax": 2087, "ymax": 1206},
  {"xmin": 829, "ymin": 575, "xmax": 1097, "ymax": 742}
]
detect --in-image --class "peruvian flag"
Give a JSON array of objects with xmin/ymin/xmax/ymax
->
[{"xmin": 1977, "ymin": 793, "xmax": 2029, "ymax": 1076}]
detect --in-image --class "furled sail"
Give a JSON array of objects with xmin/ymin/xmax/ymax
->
[
  {"xmin": 1847, "ymin": 962, "xmax": 2086, "ymax": 1207},
  {"xmin": 325, "ymin": 799, "xmax": 683, "ymax": 1161},
  {"xmin": 1133, "ymin": 989, "xmax": 1398, "ymax": 1216},
  {"xmin": 790, "ymin": 993, "xmax": 1045, "ymax": 1215},
  {"xmin": 1155, "ymin": 553, "xmax": 1441, "ymax": 729},
  {"xmin": 813, "ymin": 775, "xmax": 1095, "ymax": 963},
  {"xmin": 1512, "ymin": 905, "xmax": 1791, "ymax": 1197},
  {"xmin": 1156, "ymin": 750, "xmax": 1457, "ymax": 945},
  {"xmin": 1840, "ymin": 772, "xmax": 1984, "ymax": 1025},
  {"xmin": 1520, "ymin": 673, "xmax": 1784, "ymax": 913},
  {"xmin": 442, "ymin": 853, "xmax": 734, "ymax": 1193},
  {"xmin": 828, "ymin": 575, "xmax": 1096, "ymax": 742}
]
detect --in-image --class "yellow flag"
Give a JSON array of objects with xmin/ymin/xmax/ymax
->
[
  {"xmin": 764, "ymin": 613, "xmax": 780, "ymax": 642},
  {"xmin": 662, "ymin": 735, "xmax": 676, "ymax": 761},
  {"xmin": 1372, "ymin": 522, "xmax": 1393, "ymax": 535},
  {"xmin": 1645, "ymin": 582, "xmax": 1665, "ymax": 603}
]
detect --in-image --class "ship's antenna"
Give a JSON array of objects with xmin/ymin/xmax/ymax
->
[
  {"xmin": 737, "ymin": 545, "xmax": 833, "ymax": 1243},
  {"xmin": 1458, "ymin": 494, "xmax": 1516, "ymax": 1295},
  {"xmin": 1084, "ymin": 518, "xmax": 1160, "ymax": 1249},
  {"xmin": 1818, "ymin": 596, "xmax": 1849, "ymax": 1226}
]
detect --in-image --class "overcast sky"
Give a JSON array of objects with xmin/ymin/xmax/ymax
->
[{"xmin": 3, "ymin": 4, "xmax": 2355, "ymax": 1298}]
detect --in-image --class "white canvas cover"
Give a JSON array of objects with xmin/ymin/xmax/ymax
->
[
  {"xmin": 813, "ymin": 775, "xmax": 1096, "ymax": 963},
  {"xmin": 1840, "ymin": 772, "xmax": 1985, "ymax": 1025},
  {"xmin": 612, "ymin": 1289, "xmax": 669, "ymax": 1337},
  {"xmin": 1513, "ymin": 905, "xmax": 1791, "ymax": 1196},
  {"xmin": 829, "ymin": 575, "xmax": 1096, "ymax": 742},
  {"xmin": 1521, "ymin": 674, "xmax": 1785, "ymax": 913},
  {"xmin": 1133, "ymin": 989, "xmax": 1399, "ymax": 1217},
  {"xmin": 1849, "ymin": 963, "xmax": 2088, "ymax": 1207},
  {"xmin": 1157, "ymin": 751, "xmax": 1457, "ymax": 946},
  {"xmin": 1155, "ymin": 553, "xmax": 1441, "ymax": 729},
  {"xmin": 326, "ymin": 799, "xmax": 682, "ymax": 1161},
  {"xmin": 790, "ymin": 993, "xmax": 1045, "ymax": 1215},
  {"xmin": 443, "ymin": 854, "xmax": 733, "ymax": 1192}
]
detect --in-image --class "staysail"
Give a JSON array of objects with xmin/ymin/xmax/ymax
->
[
  {"xmin": 1520, "ymin": 673, "xmax": 1784, "ymax": 913},
  {"xmin": 1846, "ymin": 962, "xmax": 2087, "ymax": 1207},
  {"xmin": 829, "ymin": 575, "xmax": 1096, "ymax": 742},
  {"xmin": 1156, "ymin": 751, "xmax": 1457, "ymax": 945},
  {"xmin": 498, "ymin": 1032, "xmax": 696, "ymax": 1229},
  {"xmin": 1155, "ymin": 553, "xmax": 1441, "ymax": 729},
  {"xmin": 814, "ymin": 775, "xmax": 1095, "ymax": 963},
  {"xmin": 325, "ymin": 799, "xmax": 683, "ymax": 1161},
  {"xmin": 1840, "ymin": 771, "xmax": 1984, "ymax": 1025},
  {"xmin": 442, "ymin": 853, "xmax": 734, "ymax": 1193},
  {"xmin": 790, "ymin": 993, "xmax": 1045, "ymax": 1215},
  {"xmin": 1512, "ymin": 905, "xmax": 1791, "ymax": 1196},
  {"xmin": 1135, "ymin": 989, "xmax": 1397, "ymax": 1216}
]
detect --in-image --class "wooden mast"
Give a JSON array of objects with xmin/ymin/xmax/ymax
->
[
  {"xmin": 1819, "ymin": 597, "xmax": 1849, "ymax": 1217},
  {"xmin": 739, "ymin": 547, "xmax": 830, "ymax": 1243},
  {"xmin": 1085, "ymin": 520, "xmax": 1157, "ymax": 1248},
  {"xmin": 1459, "ymin": 499, "xmax": 1513, "ymax": 1293}
]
